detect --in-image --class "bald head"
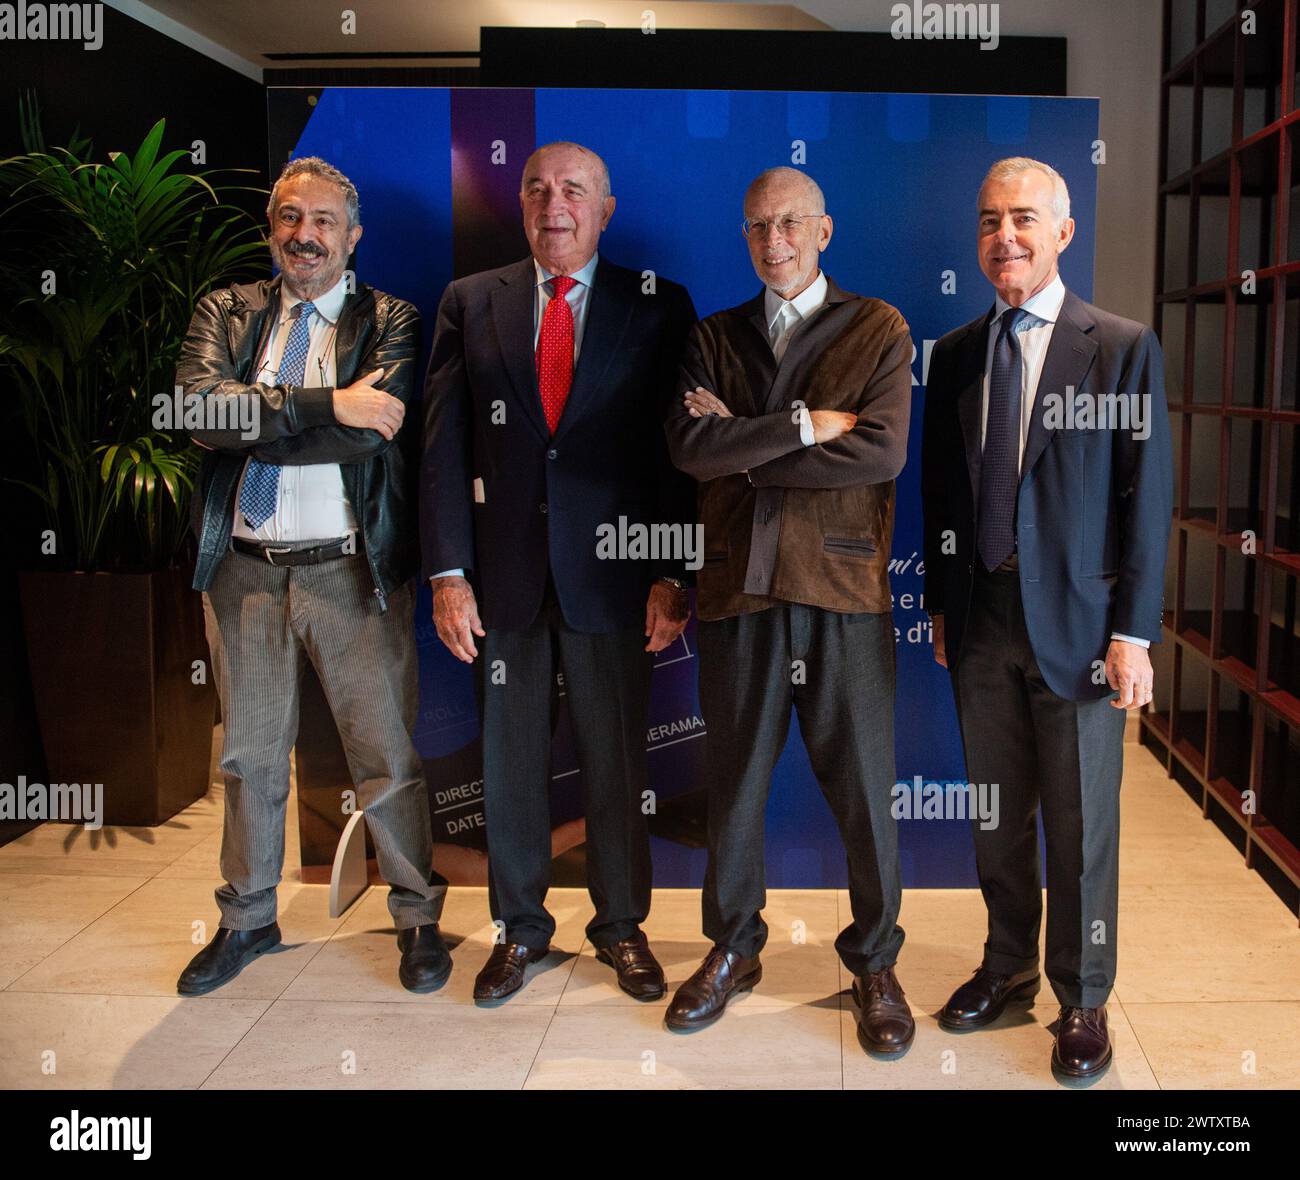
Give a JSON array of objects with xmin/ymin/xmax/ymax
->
[
  {"xmin": 744, "ymin": 166, "xmax": 825, "ymax": 216},
  {"xmin": 522, "ymin": 141, "xmax": 611, "ymax": 199}
]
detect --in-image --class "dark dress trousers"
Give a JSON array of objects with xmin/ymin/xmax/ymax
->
[
  {"xmin": 421, "ymin": 255, "xmax": 696, "ymax": 951},
  {"xmin": 665, "ymin": 275, "xmax": 913, "ymax": 975},
  {"xmin": 921, "ymin": 287, "xmax": 1173, "ymax": 1008}
]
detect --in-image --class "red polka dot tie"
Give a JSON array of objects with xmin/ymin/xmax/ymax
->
[{"xmin": 536, "ymin": 275, "xmax": 576, "ymax": 434}]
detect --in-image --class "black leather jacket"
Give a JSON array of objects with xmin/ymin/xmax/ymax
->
[{"xmin": 177, "ymin": 275, "xmax": 421, "ymax": 610}]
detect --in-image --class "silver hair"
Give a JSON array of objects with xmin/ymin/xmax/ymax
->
[
  {"xmin": 980, "ymin": 157, "xmax": 1071, "ymax": 225},
  {"xmin": 744, "ymin": 167, "xmax": 827, "ymax": 214},
  {"xmin": 267, "ymin": 156, "xmax": 361, "ymax": 229},
  {"xmin": 522, "ymin": 141, "xmax": 611, "ymax": 199}
]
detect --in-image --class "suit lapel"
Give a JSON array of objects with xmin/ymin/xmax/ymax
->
[
  {"xmin": 1022, "ymin": 289, "xmax": 1097, "ymax": 477},
  {"xmin": 552, "ymin": 257, "xmax": 633, "ymax": 443},
  {"xmin": 489, "ymin": 257, "xmax": 550, "ymax": 443}
]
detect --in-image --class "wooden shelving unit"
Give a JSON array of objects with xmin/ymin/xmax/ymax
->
[{"xmin": 1150, "ymin": 0, "xmax": 1300, "ymax": 921}]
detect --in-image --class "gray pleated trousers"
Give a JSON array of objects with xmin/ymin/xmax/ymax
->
[{"xmin": 201, "ymin": 546, "xmax": 443, "ymax": 930}]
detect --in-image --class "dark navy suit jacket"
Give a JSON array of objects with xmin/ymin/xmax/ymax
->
[
  {"xmin": 921, "ymin": 288, "xmax": 1173, "ymax": 701},
  {"xmin": 420, "ymin": 255, "xmax": 697, "ymax": 633}
]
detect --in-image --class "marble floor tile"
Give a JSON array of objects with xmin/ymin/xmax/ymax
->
[
  {"xmin": 525, "ymin": 1001, "xmax": 843, "ymax": 1090},
  {"xmin": 282, "ymin": 885, "xmax": 581, "ymax": 1006},
  {"xmin": 10, "ymin": 876, "xmax": 337, "ymax": 1000},
  {"xmin": 1115, "ymin": 884, "xmax": 1300, "ymax": 1003},
  {"xmin": 0, "ymin": 991, "xmax": 270, "ymax": 1089},
  {"xmin": 0, "ymin": 873, "xmax": 149, "ymax": 989},
  {"xmin": 1123, "ymin": 1001, "xmax": 1300, "ymax": 1089},
  {"xmin": 201, "ymin": 998, "xmax": 553, "ymax": 1089},
  {"xmin": 840, "ymin": 1000, "xmax": 1157, "ymax": 1091},
  {"xmin": 560, "ymin": 887, "xmax": 841, "ymax": 1009}
]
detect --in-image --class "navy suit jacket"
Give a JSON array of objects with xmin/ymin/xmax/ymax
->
[
  {"xmin": 420, "ymin": 255, "xmax": 697, "ymax": 633},
  {"xmin": 921, "ymin": 287, "xmax": 1173, "ymax": 701}
]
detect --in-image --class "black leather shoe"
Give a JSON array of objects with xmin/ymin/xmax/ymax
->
[
  {"xmin": 664, "ymin": 946, "xmax": 761, "ymax": 1030},
  {"xmin": 1052, "ymin": 1005, "xmax": 1112, "ymax": 1078},
  {"xmin": 473, "ymin": 942, "xmax": 549, "ymax": 1002},
  {"xmin": 939, "ymin": 964, "xmax": 1040, "ymax": 1030},
  {"xmin": 852, "ymin": 965, "xmax": 915, "ymax": 1055},
  {"xmin": 177, "ymin": 923, "xmax": 281, "ymax": 995},
  {"xmin": 397, "ymin": 923, "xmax": 452, "ymax": 993},
  {"xmin": 595, "ymin": 930, "xmax": 666, "ymax": 1000}
]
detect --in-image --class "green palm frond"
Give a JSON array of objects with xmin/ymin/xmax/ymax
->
[{"xmin": 0, "ymin": 93, "xmax": 267, "ymax": 571}]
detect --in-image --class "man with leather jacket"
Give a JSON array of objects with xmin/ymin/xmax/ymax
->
[{"xmin": 174, "ymin": 157, "xmax": 449, "ymax": 996}]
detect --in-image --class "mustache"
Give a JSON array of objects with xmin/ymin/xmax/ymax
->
[{"xmin": 282, "ymin": 240, "xmax": 327, "ymax": 258}]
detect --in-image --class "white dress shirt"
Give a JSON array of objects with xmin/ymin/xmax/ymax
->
[
  {"xmin": 232, "ymin": 274, "xmax": 357, "ymax": 543},
  {"xmin": 980, "ymin": 273, "xmax": 1146, "ymax": 648},
  {"xmin": 432, "ymin": 253, "xmax": 603, "ymax": 582},
  {"xmin": 764, "ymin": 270, "xmax": 828, "ymax": 447},
  {"xmin": 533, "ymin": 251, "xmax": 599, "ymax": 359}
]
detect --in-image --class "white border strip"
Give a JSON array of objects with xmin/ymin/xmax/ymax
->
[{"xmin": 103, "ymin": 0, "xmax": 264, "ymax": 82}]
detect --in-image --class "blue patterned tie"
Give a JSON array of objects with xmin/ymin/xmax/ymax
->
[
  {"xmin": 239, "ymin": 300, "xmax": 316, "ymax": 529},
  {"xmin": 978, "ymin": 306, "xmax": 1028, "ymax": 571}
]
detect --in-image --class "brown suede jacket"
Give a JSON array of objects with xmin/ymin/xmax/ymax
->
[{"xmin": 665, "ymin": 274, "xmax": 912, "ymax": 621}]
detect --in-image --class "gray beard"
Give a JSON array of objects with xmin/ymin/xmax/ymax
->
[{"xmin": 760, "ymin": 259, "xmax": 816, "ymax": 296}]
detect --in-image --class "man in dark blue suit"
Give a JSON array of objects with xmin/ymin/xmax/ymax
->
[
  {"xmin": 922, "ymin": 157, "xmax": 1172, "ymax": 1080},
  {"xmin": 421, "ymin": 142, "xmax": 696, "ymax": 1003}
]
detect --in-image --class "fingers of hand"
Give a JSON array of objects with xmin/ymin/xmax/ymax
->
[
  {"xmin": 646, "ymin": 619, "xmax": 676, "ymax": 652},
  {"xmin": 684, "ymin": 389, "xmax": 724, "ymax": 416}
]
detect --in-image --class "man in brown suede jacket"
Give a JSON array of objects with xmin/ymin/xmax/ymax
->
[{"xmin": 663, "ymin": 167, "xmax": 915, "ymax": 1056}]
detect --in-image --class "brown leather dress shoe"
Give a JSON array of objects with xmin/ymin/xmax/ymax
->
[
  {"xmin": 939, "ymin": 965, "xmax": 1041, "ymax": 1030},
  {"xmin": 473, "ymin": 942, "xmax": 549, "ymax": 1002},
  {"xmin": 1052, "ymin": 1005, "xmax": 1112, "ymax": 1078},
  {"xmin": 594, "ymin": 931, "xmax": 666, "ymax": 1000},
  {"xmin": 852, "ymin": 965, "xmax": 915, "ymax": 1055},
  {"xmin": 664, "ymin": 946, "xmax": 761, "ymax": 1030}
]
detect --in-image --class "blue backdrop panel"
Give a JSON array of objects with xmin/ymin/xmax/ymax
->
[{"xmin": 273, "ymin": 86, "xmax": 1100, "ymax": 887}]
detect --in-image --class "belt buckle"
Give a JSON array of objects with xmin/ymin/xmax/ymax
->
[{"xmin": 263, "ymin": 544, "xmax": 294, "ymax": 566}]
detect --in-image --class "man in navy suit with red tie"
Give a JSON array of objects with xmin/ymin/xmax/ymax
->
[
  {"xmin": 922, "ymin": 158, "xmax": 1172, "ymax": 1081},
  {"xmin": 420, "ymin": 142, "xmax": 697, "ymax": 1003}
]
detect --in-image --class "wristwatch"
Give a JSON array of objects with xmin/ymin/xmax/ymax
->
[{"xmin": 657, "ymin": 576, "xmax": 687, "ymax": 591}]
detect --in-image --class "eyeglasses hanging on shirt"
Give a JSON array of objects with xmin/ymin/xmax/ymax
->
[{"xmin": 254, "ymin": 356, "xmax": 329, "ymax": 386}]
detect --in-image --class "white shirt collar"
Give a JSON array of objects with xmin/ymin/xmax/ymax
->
[
  {"xmin": 765, "ymin": 269, "xmax": 829, "ymax": 332},
  {"xmin": 281, "ymin": 272, "xmax": 348, "ymax": 325},
  {"xmin": 534, "ymin": 251, "xmax": 600, "ymax": 291},
  {"xmin": 992, "ymin": 272, "xmax": 1065, "ymax": 328}
]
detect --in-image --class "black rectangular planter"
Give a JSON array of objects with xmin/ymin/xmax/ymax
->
[{"xmin": 18, "ymin": 565, "xmax": 215, "ymax": 827}]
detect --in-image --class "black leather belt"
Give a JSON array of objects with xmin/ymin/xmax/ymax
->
[{"xmin": 232, "ymin": 536, "xmax": 353, "ymax": 566}]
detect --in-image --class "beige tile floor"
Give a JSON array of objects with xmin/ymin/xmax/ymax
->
[{"xmin": 0, "ymin": 735, "xmax": 1296, "ymax": 1090}]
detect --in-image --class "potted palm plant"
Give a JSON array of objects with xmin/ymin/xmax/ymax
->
[{"xmin": 0, "ymin": 97, "xmax": 265, "ymax": 825}]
